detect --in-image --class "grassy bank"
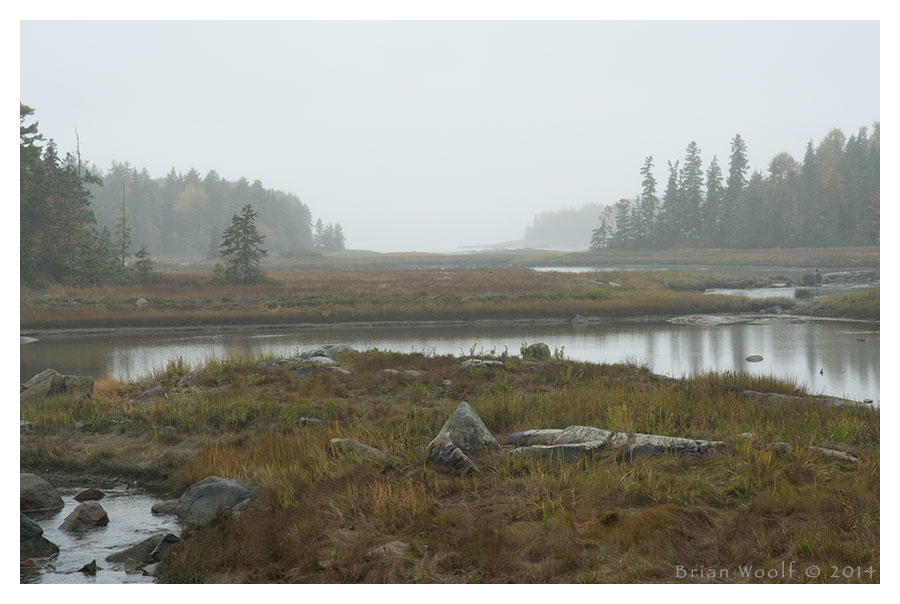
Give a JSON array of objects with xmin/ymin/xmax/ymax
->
[
  {"xmin": 21, "ymin": 267, "xmax": 810, "ymax": 330},
  {"xmin": 20, "ymin": 350, "xmax": 879, "ymax": 583},
  {"xmin": 808, "ymin": 289, "xmax": 880, "ymax": 321}
]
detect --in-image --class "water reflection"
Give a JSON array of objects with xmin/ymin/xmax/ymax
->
[{"xmin": 21, "ymin": 319, "xmax": 879, "ymax": 403}]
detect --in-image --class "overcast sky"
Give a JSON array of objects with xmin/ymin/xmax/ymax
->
[{"xmin": 19, "ymin": 20, "xmax": 880, "ymax": 252}]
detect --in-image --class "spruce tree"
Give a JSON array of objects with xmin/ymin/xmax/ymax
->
[{"xmin": 219, "ymin": 204, "xmax": 267, "ymax": 283}]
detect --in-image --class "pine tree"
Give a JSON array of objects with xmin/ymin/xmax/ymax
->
[
  {"xmin": 219, "ymin": 204, "xmax": 267, "ymax": 283},
  {"xmin": 703, "ymin": 156, "xmax": 724, "ymax": 244},
  {"xmin": 637, "ymin": 156, "xmax": 659, "ymax": 243},
  {"xmin": 134, "ymin": 246, "xmax": 154, "ymax": 283},
  {"xmin": 679, "ymin": 141, "xmax": 704, "ymax": 239},
  {"xmin": 115, "ymin": 185, "xmax": 132, "ymax": 267}
]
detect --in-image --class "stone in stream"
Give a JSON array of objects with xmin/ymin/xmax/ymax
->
[
  {"xmin": 20, "ymin": 473, "xmax": 64, "ymax": 514},
  {"xmin": 426, "ymin": 402, "xmax": 501, "ymax": 475},
  {"xmin": 151, "ymin": 476, "xmax": 255, "ymax": 525},
  {"xmin": 74, "ymin": 488, "xmax": 105, "ymax": 502},
  {"xmin": 58, "ymin": 501, "xmax": 109, "ymax": 531},
  {"xmin": 20, "ymin": 513, "xmax": 60, "ymax": 561},
  {"xmin": 79, "ymin": 560, "xmax": 100, "ymax": 575},
  {"xmin": 745, "ymin": 355, "xmax": 764, "ymax": 363},
  {"xmin": 107, "ymin": 532, "xmax": 180, "ymax": 564}
]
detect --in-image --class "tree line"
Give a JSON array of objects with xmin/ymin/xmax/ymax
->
[
  {"xmin": 21, "ymin": 104, "xmax": 345, "ymax": 287},
  {"xmin": 590, "ymin": 124, "xmax": 879, "ymax": 250}
]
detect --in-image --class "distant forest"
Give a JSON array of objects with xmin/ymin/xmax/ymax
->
[
  {"xmin": 522, "ymin": 203, "xmax": 606, "ymax": 249},
  {"xmin": 89, "ymin": 163, "xmax": 343, "ymax": 256},
  {"xmin": 590, "ymin": 124, "xmax": 879, "ymax": 249}
]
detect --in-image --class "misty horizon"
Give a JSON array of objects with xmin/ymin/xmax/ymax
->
[{"xmin": 20, "ymin": 20, "xmax": 879, "ymax": 253}]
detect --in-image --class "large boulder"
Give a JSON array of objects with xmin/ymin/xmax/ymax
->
[
  {"xmin": 20, "ymin": 513, "xmax": 59, "ymax": 560},
  {"xmin": 58, "ymin": 501, "xmax": 109, "ymax": 531},
  {"xmin": 503, "ymin": 425, "xmax": 730, "ymax": 462},
  {"xmin": 21, "ymin": 369, "xmax": 94, "ymax": 402},
  {"xmin": 326, "ymin": 438, "xmax": 390, "ymax": 464},
  {"xmin": 107, "ymin": 532, "xmax": 180, "ymax": 564},
  {"xmin": 426, "ymin": 402, "xmax": 500, "ymax": 475},
  {"xmin": 151, "ymin": 476, "xmax": 255, "ymax": 525},
  {"xmin": 21, "ymin": 473, "xmax": 64, "ymax": 514}
]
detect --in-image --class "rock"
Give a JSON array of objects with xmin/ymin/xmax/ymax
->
[
  {"xmin": 441, "ymin": 379, "xmax": 452, "ymax": 387},
  {"xmin": 745, "ymin": 355, "xmax": 764, "ymax": 363},
  {"xmin": 124, "ymin": 557, "xmax": 144, "ymax": 574},
  {"xmin": 808, "ymin": 446, "xmax": 858, "ymax": 464},
  {"xmin": 20, "ymin": 513, "xmax": 60, "ymax": 560},
  {"xmin": 737, "ymin": 432, "xmax": 760, "ymax": 444},
  {"xmin": 21, "ymin": 336, "xmax": 39, "ymax": 344},
  {"xmin": 570, "ymin": 314, "xmax": 589, "ymax": 327},
  {"xmin": 321, "ymin": 366, "xmax": 354, "ymax": 377},
  {"xmin": 426, "ymin": 402, "xmax": 500, "ymax": 474},
  {"xmin": 21, "ymin": 473, "xmax": 64, "ymax": 513},
  {"xmin": 74, "ymin": 488, "xmax": 105, "ymax": 502},
  {"xmin": 457, "ymin": 359, "xmax": 506, "ymax": 373},
  {"xmin": 151, "ymin": 476, "xmax": 255, "ymax": 525},
  {"xmin": 768, "ymin": 442, "xmax": 795, "ymax": 454},
  {"xmin": 58, "ymin": 501, "xmax": 109, "ymax": 531},
  {"xmin": 326, "ymin": 438, "xmax": 390, "ymax": 463},
  {"xmin": 20, "ymin": 369, "xmax": 59, "ymax": 401},
  {"xmin": 134, "ymin": 298, "xmax": 150, "ymax": 308},
  {"xmin": 505, "ymin": 441, "xmax": 607, "ymax": 463},
  {"xmin": 298, "ymin": 348, "xmax": 333, "ymax": 360},
  {"xmin": 522, "ymin": 343, "xmax": 551, "ymax": 361},
  {"xmin": 801, "ymin": 270, "xmax": 823, "ymax": 286},
  {"xmin": 380, "ymin": 369, "xmax": 402, "ymax": 376},
  {"xmin": 79, "ymin": 560, "xmax": 99, "ymax": 575},
  {"xmin": 142, "ymin": 563, "xmax": 160, "ymax": 577},
  {"xmin": 298, "ymin": 417, "xmax": 323, "ymax": 425},
  {"xmin": 402, "ymin": 369, "xmax": 427, "ymax": 378},
  {"xmin": 306, "ymin": 356, "xmax": 337, "ymax": 366},
  {"xmin": 367, "ymin": 540, "xmax": 410, "ymax": 556},
  {"xmin": 176, "ymin": 373, "xmax": 199, "ymax": 387},
  {"xmin": 107, "ymin": 532, "xmax": 180, "ymax": 564},
  {"xmin": 503, "ymin": 426, "xmax": 729, "ymax": 462},
  {"xmin": 135, "ymin": 386, "xmax": 164, "ymax": 400},
  {"xmin": 323, "ymin": 344, "xmax": 355, "ymax": 355}
]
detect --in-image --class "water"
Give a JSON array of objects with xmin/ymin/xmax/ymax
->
[
  {"xmin": 21, "ymin": 486, "xmax": 181, "ymax": 584},
  {"xmin": 20, "ymin": 317, "xmax": 879, "ymax": 403},
  {"xmin": 705, "ymin": 282, "xmax": 877, "ymax": 300}
]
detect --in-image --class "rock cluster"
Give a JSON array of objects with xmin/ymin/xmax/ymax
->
[{"xmin": 21, "ymin": 368, "xmax": 94, "ymax": 402}]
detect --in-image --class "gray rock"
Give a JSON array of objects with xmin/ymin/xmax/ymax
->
[
  {"xmin": 620, "ymin": 433, "xmax": 730, "ymax": 460},
  {"xmin": 306, "ymin": 356, "xmax": 337, "ymax": 366},
  {"xmin": 58, "ymin": 501, "xmax": 109, "ymax": 531},
  {"xmin": 298, "ymin": 348, "xmax": 333, "ymax": 360},
  {"xmin": 135, "ymin": 386, "xmax": 165, "ymax": 400},
  {"xmin": 21, "ymin": 369, "xmax": 93, "ymax": 401},
  {"xmin": 570, "ymin": 314, "xmax": 589, "ymax": 327},
  {"xmin": 768, "ymin": 442, "xmax": 795, "ymax": 454},
  {"xmin": 326, "ymin": 438, "xmax": 390, "ymax": 463},
  {"xmin": 746, "ymin": 355, "xmax": 764, "ymax": 363},
  {"xmin": 21, "ymin": 514, "xmax": 59, "ymax": 560},
  {"xmin": 402, "ymin": 369, "xmax": 427, "ymax": 378},
  {"xmin": 522, "ymin": 343, "xmax": 551, "ymax": 361},
  {"xmin": 380, "ymin": 369, "xmax": 402, "ymax": 376},
  {"xmin": 21, "ymin": 473, "xmax": 64, "ymax": 513},
  {"xmin": 457, "ymin": 359, "xmax": 506, "ymax": 373},
  {"xmin": 427, "ymin": 402, "xmax": 500, "ymax": 474},
  {"xmin": 134, "ymin": 298, "xmax": 150, "ymax": 308},
  {"xmin": 505, "ymin": 441, "xmax": 607, "ymax": 463},
  {"xmin": 79, "ymin": 560, "xmax": 99, "ymax": 575},
  {"xmin": 176, "ymin": 373, "xmax": 198, "ymax": 387},
  {"xmin": 107, "ymin": 532, "xmax": 180, "ymax": 564},
  {"xmin": 151, "ymin": 476, "xmax": 255, "ymax": 525},
  {"xmin": 504, "ymin": 428, "xmax": 565, "ymax": 447},
  {"xmin": 504, "ymin": 426, "xmax": 613, "ymax": 447},
  {"xmin": 808, "ymin": 446, "xmax": 858, "ymax": 463}
]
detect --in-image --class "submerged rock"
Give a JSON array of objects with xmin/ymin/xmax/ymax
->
[
  {"xmin": 745, "ymin": 355, "xmax": 764, "ymax": 363},
  {"xmin": 20, "ymin": 513, "xmax": 60, "ymax": 561}
]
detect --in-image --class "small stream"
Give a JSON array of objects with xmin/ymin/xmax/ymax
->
[{"xmin": 21, "ymin": 486, "xmax": 181, "ymax": 584}]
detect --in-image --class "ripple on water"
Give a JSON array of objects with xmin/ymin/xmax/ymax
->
[{"xmin": 21, "ymin": 486, "xmax": 182, "ymax": 584}]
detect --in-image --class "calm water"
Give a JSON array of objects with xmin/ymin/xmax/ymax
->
[
  {"xmin": 21, "ymin": 317, "xmax": 879, "ymax": 403},
  {"xmin": 21, "ymin": 486, "xmax": 180, "ymax": 584}
]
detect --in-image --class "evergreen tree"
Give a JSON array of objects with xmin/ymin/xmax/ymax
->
[
  {"xmin": 658, "ymin": 160, "xmax": 681, "ymax": 243},
  {"xmin": 134, "ymin": 246, "xmax": 154, "ymax": 283},
  {"xmin": 219, "ymin": 204, "xmax": 267, "ymax": 283},
  {"xmin": 114, "ymin": 185, "xmax": 132, "ymax": 267},
  {"xmin": 703, "ymin": 156, "xmax": 724, "ymax": 243},
  {"xmin": 679, "ymin": 142, "xmax": 704, "ymax": 239},
  {"xmin": 637, "ymin": 156, "xmax": 659, "ymax": 243}
]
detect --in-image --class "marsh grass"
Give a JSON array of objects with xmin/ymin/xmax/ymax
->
[{"xmin": 20, "ymin": 350, "xmax": 879, "ymax": 583}]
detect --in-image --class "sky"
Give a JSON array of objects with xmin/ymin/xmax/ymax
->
[{"xmin": 18, "ymin": 19, "xmax": 880, "ymax": 252}]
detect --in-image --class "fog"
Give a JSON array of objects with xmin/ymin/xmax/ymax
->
[{"xmin": 19, "ymin": 20, "xmax": 879, "ymax": 253}]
